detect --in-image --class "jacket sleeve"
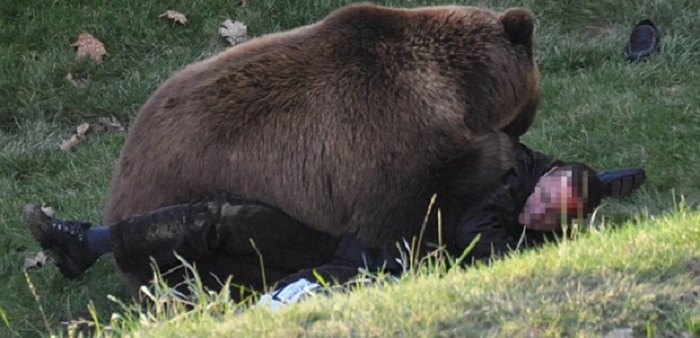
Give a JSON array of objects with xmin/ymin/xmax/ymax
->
[{"xmin": 453, "ymin": 182, "xmax": 521, "ymax": 263}]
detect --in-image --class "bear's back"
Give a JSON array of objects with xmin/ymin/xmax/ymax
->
[{"xmin": 105, "ymin": 3, "xmax": 539, "ymax": 246}]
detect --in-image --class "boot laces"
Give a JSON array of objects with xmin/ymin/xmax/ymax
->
[{"xmin": 51, "ymin": 219, "xmax": 88, "ymax": 241}]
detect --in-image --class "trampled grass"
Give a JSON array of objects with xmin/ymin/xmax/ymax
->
[{"xmin": 0, "ymin": 0, "xmax": 698, "ymax": 337}]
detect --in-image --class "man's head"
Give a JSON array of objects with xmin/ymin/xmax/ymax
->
[{"xmin": 518, "ymin": 163, "xmax": 602, "ymax": 231}]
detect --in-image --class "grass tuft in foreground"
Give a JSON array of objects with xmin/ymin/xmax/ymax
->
[{"xmin": 112, "ymin": 205, "xmax": 700, "ymax": 337}]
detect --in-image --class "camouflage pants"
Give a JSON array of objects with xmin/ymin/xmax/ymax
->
[{"xmin": 109, "ymin": 198, "xmax": 363, "ymax": 295}]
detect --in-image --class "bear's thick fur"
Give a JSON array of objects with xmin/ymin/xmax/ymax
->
[{"xmin": 105, "ymin": 3, "xmax": 540, "ymax": 296}]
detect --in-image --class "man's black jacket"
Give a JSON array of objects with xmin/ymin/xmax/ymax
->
[{"xmin": 293, "ymin": 143, "xmax": 563, "ymax": 286}]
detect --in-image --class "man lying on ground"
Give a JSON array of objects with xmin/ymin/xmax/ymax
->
[{"xmin": 21, "ymin": 143, "xmax": 645, "ymax": 307}]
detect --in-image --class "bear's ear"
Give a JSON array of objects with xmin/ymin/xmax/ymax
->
[{"xmin": 501, "ymin": 8, "xmax": 535, "ymax": 53}]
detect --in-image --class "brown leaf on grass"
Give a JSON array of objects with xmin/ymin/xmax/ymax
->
[
  {"xmin": 76, "ymin": 122, "xmax": 90, "ymax": 135},
  {"xmin": 159, "ymin": 10, "xmax": 188, "ymax": 25},
  {"xmin": 23, "ymin": 251, "xmax": 48, "ymax": 269},
  {"xmin": 60, "ymin": 134, "xmax": 83, "ymax": 151},
  {"xmin": 40, "ymin": 204, "xmax": 55, "ymax": 217},
  {"xmin": 219, "ymin": 19, "xmax": 248, "ymax": 46},
  {"xmin": 236, "ymin": 0, "xmax": 248, "ymax": 6},
  {"xmin": 98, "ymin": 116, "xmax": 125, "ymax": 132},
  {"xmin": 66, "ymin": 73, "xmax": 90, "ymax": 88},
  {"xmin": 71, "ymin": 33, "xmax": 106, "ymax": 63},
  {"xmin": 59, "ymin": 122, "xmax": 92, "ymax": 152}
]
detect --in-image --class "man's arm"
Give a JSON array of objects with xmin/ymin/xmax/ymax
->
[{"xmin": 453, "ymin": 185, "xmax": 521, "ymax": 263}]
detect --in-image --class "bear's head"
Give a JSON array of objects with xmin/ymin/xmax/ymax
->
[
  {"xmin": 410, "ymin": 5, "xmax": 541, "ymax": 138},
  {"xmin": 320, "ymin": 4, "xmax": 540, "ymax": 138},
  {"xmin": 497, "ymin": 8, "xmax": 541, "ymax": 138},
  {"xmin": 451, "ymin": 6, "xmax": 541, "ymax": 139}
]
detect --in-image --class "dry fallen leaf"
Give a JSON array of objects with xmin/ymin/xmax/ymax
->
[
  {"xmin": 66, "ymin": 73, "xmax": 90, "ymax": 88},
  {"xmin": 71, "ymin": 33, "xmax": 106, "ymax": 63},
  {"xmin": 60, "ymin": 135, "xmax": 82, "ymax": 152},
  {"xmin": 24, "ymin": 251, "xmax": 48, "ymax": 269},
  {"xmin": 59, "ymin": 122, "xmax": 92, "ymax": 152},
  {"xmin": 159, "ymin": 10, "xmax": 188, "ymax": 25},
  {"xmin": 40, "ymin": 204, "xmax": 55, "ymax": 217},
  {"xmin": 219, "ymin": 19, "xmax": 248, "ymax": 46},
  {"xmin": 98, "ymin": 116, "xmax": 125, "ymax": 132},
  {"xmin": 76, "ymin": 122, "xmax": 90, "ymax": 135},
  {"xmin": 236, "ymin": 0, "xmax": 248, "ymax": 6}
]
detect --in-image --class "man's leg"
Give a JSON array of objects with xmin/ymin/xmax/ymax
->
[
  {"xmin": 22, "ymin": 201, "xmax": 232, "ymax": 279},
  {"xmin": 22, "ymin": 199, "xmax": 340, "ymax": 283},
  {"xmin": 22, "ymin": 204, "xmax": 101, "ymax": 279}
]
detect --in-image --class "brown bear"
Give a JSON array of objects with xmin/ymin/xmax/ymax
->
[{"xmin": 104, "ymin": 3, "xmax": 540, "ymax": 296}]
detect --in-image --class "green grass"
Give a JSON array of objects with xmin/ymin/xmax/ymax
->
[
  {"xmin": 0, "ymin": 0, "xmax": 699, "ymax": 337},
  {"xmin": 122, "ymin": 207, "xmax": 700, "ymax": 337}
]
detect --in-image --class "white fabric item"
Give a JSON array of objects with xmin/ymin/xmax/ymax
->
[{"xmin": 256, "ymin": 278, "xmax": 322, "ymax": 311}]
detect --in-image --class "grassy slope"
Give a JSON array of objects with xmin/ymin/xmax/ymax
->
[
  {"xmin": 0, "ymin": 0, "xmax": 698, "ymax": 336},
  {"xmin": 129, "ymin": 208, "xmax": 700, "ymax": 338}
]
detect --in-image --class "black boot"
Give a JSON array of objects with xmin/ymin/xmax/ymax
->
[
  {"xmin": 626, "ymin": 19, "xmax": 660, "ymax": 62},
  {"xmin": 22, "ymin": 204, "xmax": 100, "ymax": 279},
  {"xmin": 597, "ymin": 168, "xmax": 646, "ymax": 199}
]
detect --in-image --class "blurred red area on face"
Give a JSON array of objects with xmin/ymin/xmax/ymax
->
[{"xmin": 518, "ymin": 166, "xmax": 582, "ymax": 231}]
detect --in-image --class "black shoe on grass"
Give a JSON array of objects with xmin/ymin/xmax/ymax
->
[
  {"xmin": 626, "ymin": 19, "xmax": 660, "ymax": 62},
  {"xmin": 22, "ymin": 204, "xmax": 99, "ymax": 279},
  {"xmin": 597, "ymin": 168, "xmax": 646, "ymax": 199}
]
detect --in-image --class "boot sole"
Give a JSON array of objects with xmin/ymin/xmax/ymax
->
[
  {"xmin": 626, "ymin": 20, "xmax": 660, "ymax": 62},
  {"xmin": 600, "ymin": 171, "xmax": 646, "ymax": 198}
]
